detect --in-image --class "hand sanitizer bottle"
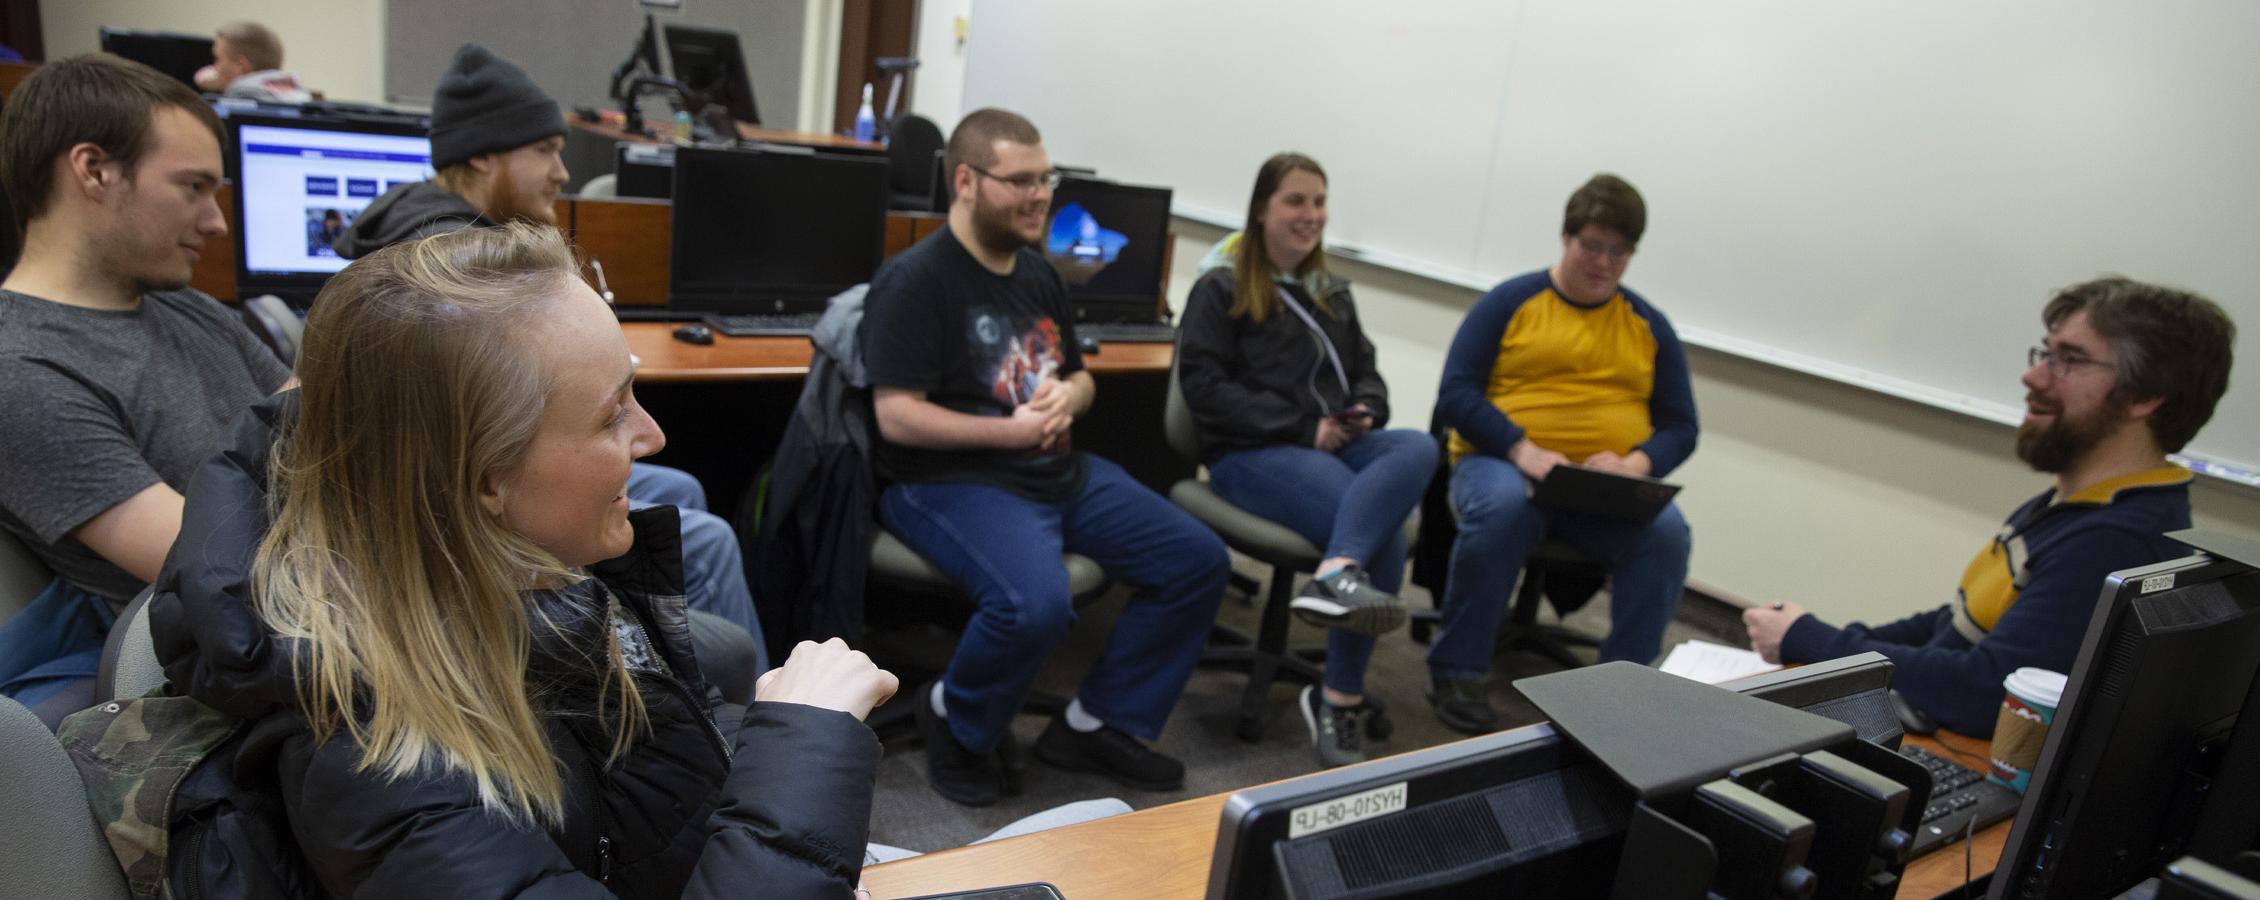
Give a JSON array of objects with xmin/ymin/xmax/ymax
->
[{"xmin": 853, "ymin": 83, "xmax": 877, "ymax": 142}]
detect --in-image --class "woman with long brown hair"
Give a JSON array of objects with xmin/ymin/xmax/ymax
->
[
  {"xmin": 1177, "ymin": 153, "xmax": 1438, "ymax": 769},
  {"xmin": 149, "ymin": 221, "xmax": 896, "ymax": 898}
]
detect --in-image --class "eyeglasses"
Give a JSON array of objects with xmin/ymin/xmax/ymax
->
[
  {"xmin": 2028, "ymin": 345, "xmax": 2117, "ymax": 378},
  {"xmin": 1574, "ymin": 236, "xmax": 1634, "ymax": 261},
  {"xmin": 967, "ymin": 164, "xmax": 1064, "ymax": 196}
]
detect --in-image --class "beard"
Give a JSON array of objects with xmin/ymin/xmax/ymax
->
[
  {"xmin": 2015, "ymin": 390, "xmax": 2128, "ymax": 473},
  {"xmin": 968, "ymin": 190, "xmax": 1039, "ymax": 256}
]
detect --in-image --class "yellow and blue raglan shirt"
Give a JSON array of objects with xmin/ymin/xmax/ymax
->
[
  {"xmin": 1438, "ymin": 270, "xmax": 1698, "ymax": 474},
  {"xmin": 1780, "ymin": 465, "xmax": 2195, "ymax": 736}
]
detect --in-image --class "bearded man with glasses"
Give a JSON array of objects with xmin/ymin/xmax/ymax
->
[
  {"xmin": 1745, "ymin": 277, "xmax": 2236, "ymax": 736},
  {"xmin": 858, "ymin": 108, "xmax": 1229, "ymax": 806}
]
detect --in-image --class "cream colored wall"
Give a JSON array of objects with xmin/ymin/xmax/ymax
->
[
  {"xmin": 40, "ymin": 0, "xmax": 386, "ymax": 105},
  {"xmin": 1165, "ymin": 220, "xmax": 2260, "ymax": 625},
  {"xmin": 909, "ymin": 0, "xmax": 969, "ymax": 126}
]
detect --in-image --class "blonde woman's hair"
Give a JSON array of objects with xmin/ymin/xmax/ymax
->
[
  {"xmin": 252, "ymin": 221, "xmax": 646, "ymax": 827},
  {"xmin": 1230, "ymin": 152, "xmax": 1332, "ymax": 323}
]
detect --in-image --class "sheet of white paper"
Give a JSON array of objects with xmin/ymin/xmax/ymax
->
[{"xmin": 1658, "ymin": 639, "xmax": 1783, "ymax": 685}]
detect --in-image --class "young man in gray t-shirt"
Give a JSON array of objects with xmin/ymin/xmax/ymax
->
[{"xmin": 0, "ymin": 55, "xmax": 292, "ymax": 722}]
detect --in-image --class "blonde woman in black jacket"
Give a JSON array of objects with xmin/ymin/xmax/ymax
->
[
  {"xmin": 150, "ymin": 222, "xmax": 896, "ymax": 898},
  {"xmin": 1176, "ymin": 153, "xmax": 1438, "ymax": 769}
]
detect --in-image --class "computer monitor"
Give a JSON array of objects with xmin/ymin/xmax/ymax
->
[
  {"xmin": 663, "ymin": 24, "xmax": 760, "ymax": 126},
  {"xmin": 1043, "ymin": 175, "xmax": 1171, "ymax": 324},
  {"xmin": 1208, "ymin": 652, "xmax": 1912, "ymax": 899},
  {"xmin": 1988, "ymin": 531, "xmax": 2260, "ymax": 900},
  {"xmin": 227, "ymin": 113, "xmax": 433, "ymax": 299},
  {"xmin": 667, "ymin": 146, "xmax": 888, "ymax": 314},
  {"xmin": 98, "ymin": 27, "xmax": 212, "ymax": 90}
]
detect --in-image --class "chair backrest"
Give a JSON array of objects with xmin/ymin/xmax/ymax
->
[
  {"xmin": 97, "ymin": 587, "xmax": 164, "ymax": 702},
  {"xmin": 241, "ymin": 295, "xmax": 303, "ymax": 368},
  {"xmin": 1162, "ymin": 347, "xmax": 1203, "ymax": 463},
  {"xmin": 0, "ymin": 526, "xmax": 55, "ymax": 626},
  {"xmin": 577, "ymin": 172, "xmax": 619, "ymax": 199},
  {"xmin": 885, "ymin": 113, "xmax": 946, "ymax": 199},
  {"xmin": 0, "ymin": 695, "xmax": 131, "ymax": 900}
]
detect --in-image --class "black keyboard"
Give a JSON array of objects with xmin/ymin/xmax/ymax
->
[
  {"xmin": 1901, "ymin": 744, "xmax": 2023, "ymax": 858},
  {"xmin": 1074, "ymin": 321, "xmax": 1177, "ymax": 343},
  {"xmin": 706, "ymin": 312, "xmax": 822, "ymax": 337}
]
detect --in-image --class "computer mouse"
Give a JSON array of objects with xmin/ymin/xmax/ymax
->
[
  {"xmin": 672, "ymin": 323, "xmax": 715, "ymax": 345},
  {"xmin": 1078, "ymin": 335, "xmax": 1101, "ymax": 355},
  {"xmin": 1889, "ymin": 689, "xmax": 1939, "ymax": 736}
]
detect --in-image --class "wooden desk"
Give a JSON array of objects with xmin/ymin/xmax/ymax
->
[
  {"xmin": 0, "ymin": 60, "xmax": 36, "ymax": 101},
  {"xmin": 624, "ymin": 323, "xmax": 1174, "ymax": 383},
  {"xmin": 860, "ymin": 728, "xmax": 2010, "ymax": 900},
  {"xmin": 569, "ymin": 112, "xmax": 885, "ymax": 155}
]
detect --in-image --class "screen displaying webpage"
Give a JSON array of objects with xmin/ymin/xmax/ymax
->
[{"xmin": 237, "ymin": 123, "xmax": 432, "ymax": 276}]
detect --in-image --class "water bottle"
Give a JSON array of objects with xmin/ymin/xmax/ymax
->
[
  {"xmin": 672, "ymin": 110, "xmax": 692, "ymax": 145},
  {"xmin": 853, "ymin": 83, "xmax": 877, "ymax": 143}
]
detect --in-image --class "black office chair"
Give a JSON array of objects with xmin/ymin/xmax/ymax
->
[
  {"xmin": 1406, "ymin": 423, "xmax": 1606, "ymax": 670},
  {"xmin": 885, "ymin": 113, "xmax": 945, "ymax": 211},
  {"xmin": 0, "ymin": 109, "xmax": 18, "ymax": 277}
]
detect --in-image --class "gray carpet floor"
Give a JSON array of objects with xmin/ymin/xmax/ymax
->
[{"xmin": 862, "ymin": 552, "xmax": 1749, "ymax": 853}]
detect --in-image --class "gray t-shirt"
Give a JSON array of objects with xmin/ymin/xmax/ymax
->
[{"xmin": 0, "ymin": 289, "xmax": 292, "ymax": 601}]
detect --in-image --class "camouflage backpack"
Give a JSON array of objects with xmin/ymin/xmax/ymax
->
[{"xmin": 57, "ymin": 688, "xmax": 245, "ymax": 900}]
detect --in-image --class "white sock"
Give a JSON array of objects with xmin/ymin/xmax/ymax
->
[
  {"xmin": 930, "ymin": 680, "xmax": 948, "ymax": 718},
  {"xmin": 1063, "ymin": 698, "xmax": 1104, "ymax": 733}
]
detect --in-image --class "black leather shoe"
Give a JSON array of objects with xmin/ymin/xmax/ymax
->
[
  {"xmin": 1427, "ymin": 677, "xmax": 1501, "ymax": 735},
  {"xmin": 916, "ymin": 683, "xmax": 1003, "ymax": 806},
  {"xmin": 1031, "ymin": 716, "xmax": 1185, "ymax": 791}
]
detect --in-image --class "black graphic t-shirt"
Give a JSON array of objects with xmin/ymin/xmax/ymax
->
[{"xmin": 861, "ymin": 226, "xmax": 1089, "ymax": 501}]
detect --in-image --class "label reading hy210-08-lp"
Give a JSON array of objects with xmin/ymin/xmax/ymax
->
[{"xmin": 1286, "ymin": 781, "xmax": 1409, "ymax": 839}]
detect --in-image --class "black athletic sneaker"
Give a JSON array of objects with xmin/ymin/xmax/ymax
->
[
  {"xmin": 1299, "ymin": 686, "xmax": 1368, "ymax": 769},
  {"xmin": 1031, "ymin": 716, "xmax": 1185, "ymax": 791},
  {"xmin": 915, "ymin": 683, "xmax": 1003, "ymax": 806},
  {"xmin": 1290, "ymin": 565, "xmax": 1407, "ymax": 635},
  {"xmin": 1427, "ymin": 676, "xmax": 1501, "ymax": 735}
]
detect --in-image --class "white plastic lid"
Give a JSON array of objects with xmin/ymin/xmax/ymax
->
[{"xmin": 2003, "ymin": 667, "xmax": 2068, "ymax": 708}]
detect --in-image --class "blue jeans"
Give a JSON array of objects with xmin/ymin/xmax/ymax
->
[
  {"xmin": 1207, "ymin": 429, "xmax": 1437, "ymax": 695},
  {"xmin": 627, "ymin": 463, "xmax": 765, "ymax": 675},
  {"xmin": 0, "ymin": 578, "xmax": 116, "ymax": 718},
  {"xmin": 879, "ymin": 455, "xmax": 1230, "ymax": 753},
  {"xmin": 1429, "ymin": 454, "xmax": 1691, "ymax": 677}
]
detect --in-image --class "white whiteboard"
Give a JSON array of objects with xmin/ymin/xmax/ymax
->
[{"xmin": 963, "ymin": 0, "xmax": 2260, "ymax": 482}]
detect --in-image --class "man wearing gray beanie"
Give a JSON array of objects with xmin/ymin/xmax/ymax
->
[
  {"xmin": 334, "ymin": 43, "xmax": 567, "ymax": 257},
  {"xmin": 334, "ymin": 44, "xmax": 769, "ymax": 677}
]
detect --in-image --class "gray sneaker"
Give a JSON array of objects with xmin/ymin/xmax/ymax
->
[
  {"xmin": 1299, "ymin": 686, "xmax": 1369, "ymax": 769},
  {"xmin": 1290, "ymin": 565, "xmax": 1406, "ymax": 636}
]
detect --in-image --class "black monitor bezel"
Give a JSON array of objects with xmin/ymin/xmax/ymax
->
[
  {"xmin": 664, "ymin": 145, "xmax": 889, "ymax": 314},
  {"xmin": 1044, "ymin": 175, "xmax": 1172, "ymax": 324},
  {"xmin": 662, "ymin": 23, "xmax": 760, "ymax": 126},
  {"xmin": 1987, "ymin": 549, "xmax": 2260, "ymax": 899},
  {"xmin": 98, "ymin": 27, "xmax": 211, "ymax": 91},
  {"xmin": 226, "ymin": 111, "xmax": 432, "ymax": 301}
]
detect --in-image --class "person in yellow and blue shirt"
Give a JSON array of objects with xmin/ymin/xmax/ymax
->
[
  {"xmin": 1746, "ymin": 278, "xmax": 2235, "ymax": 736},
  {"xmin": 1428, "ymin": 174, "xmax": 1698, "ymax": 734}
]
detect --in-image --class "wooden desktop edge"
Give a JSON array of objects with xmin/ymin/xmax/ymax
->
[
  {"xmin": 622, "ymin": 323, "xmax": 1175, "ymax": 382},
  {"xmin": 858, "ymin": 724, "xmax": 2005, "ymax": 900}
]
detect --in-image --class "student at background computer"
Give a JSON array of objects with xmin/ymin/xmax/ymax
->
[
  {"xmin": 859, "ymin": 108, "xmax": 1230, "ymax": 806},
  {"xmin": 1745, "ymin": 279, "xmax": 2235, "ymax": 736},
  {"xmin": 191, "ymin": 21, "xmax": 311, "ymax": 103},
  {"xmin": 150, "ymin": 221, "xmax": 896, "ymax": 897},
  {"xmin": 0, "ymin": 55, "xmax": 293, "ymax": 724},
  {"xmin": 332, "ymin": 43, "xmax": 766, "ymax": 662},
  {"xmin": 1176, "ymin": 152, "xmax": 1438, "ymax": 769},
  {"xmin": 1428, "ymin": 174, "xmax": 1698, "ymax": 734}
]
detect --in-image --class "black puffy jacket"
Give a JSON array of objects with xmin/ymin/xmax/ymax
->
[
  {"xmin": 150, "ymin": 393, "xmax": 881, "ymax": 898},
  {"xmin": 1177, "ymin": 266, "xmax": 1391, "ymax": 464}
]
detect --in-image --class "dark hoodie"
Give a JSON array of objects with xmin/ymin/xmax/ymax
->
[
  {"xmin": 330, "ymin": 181, "xmax": 489, "ymax": 260},
  {"xmin": 150, "ymin": 393, "xmax": 882, "ymax": 898}
]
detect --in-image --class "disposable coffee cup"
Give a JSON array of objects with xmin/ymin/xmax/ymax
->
[{"xmin": 1987, "ymin": 667, "xmax": 2067, "ymax": 794}]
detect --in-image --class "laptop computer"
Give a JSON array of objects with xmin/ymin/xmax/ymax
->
[{"xmin": 1531, "ymin": 463, "xmax": 1682, "ymax": 522}]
